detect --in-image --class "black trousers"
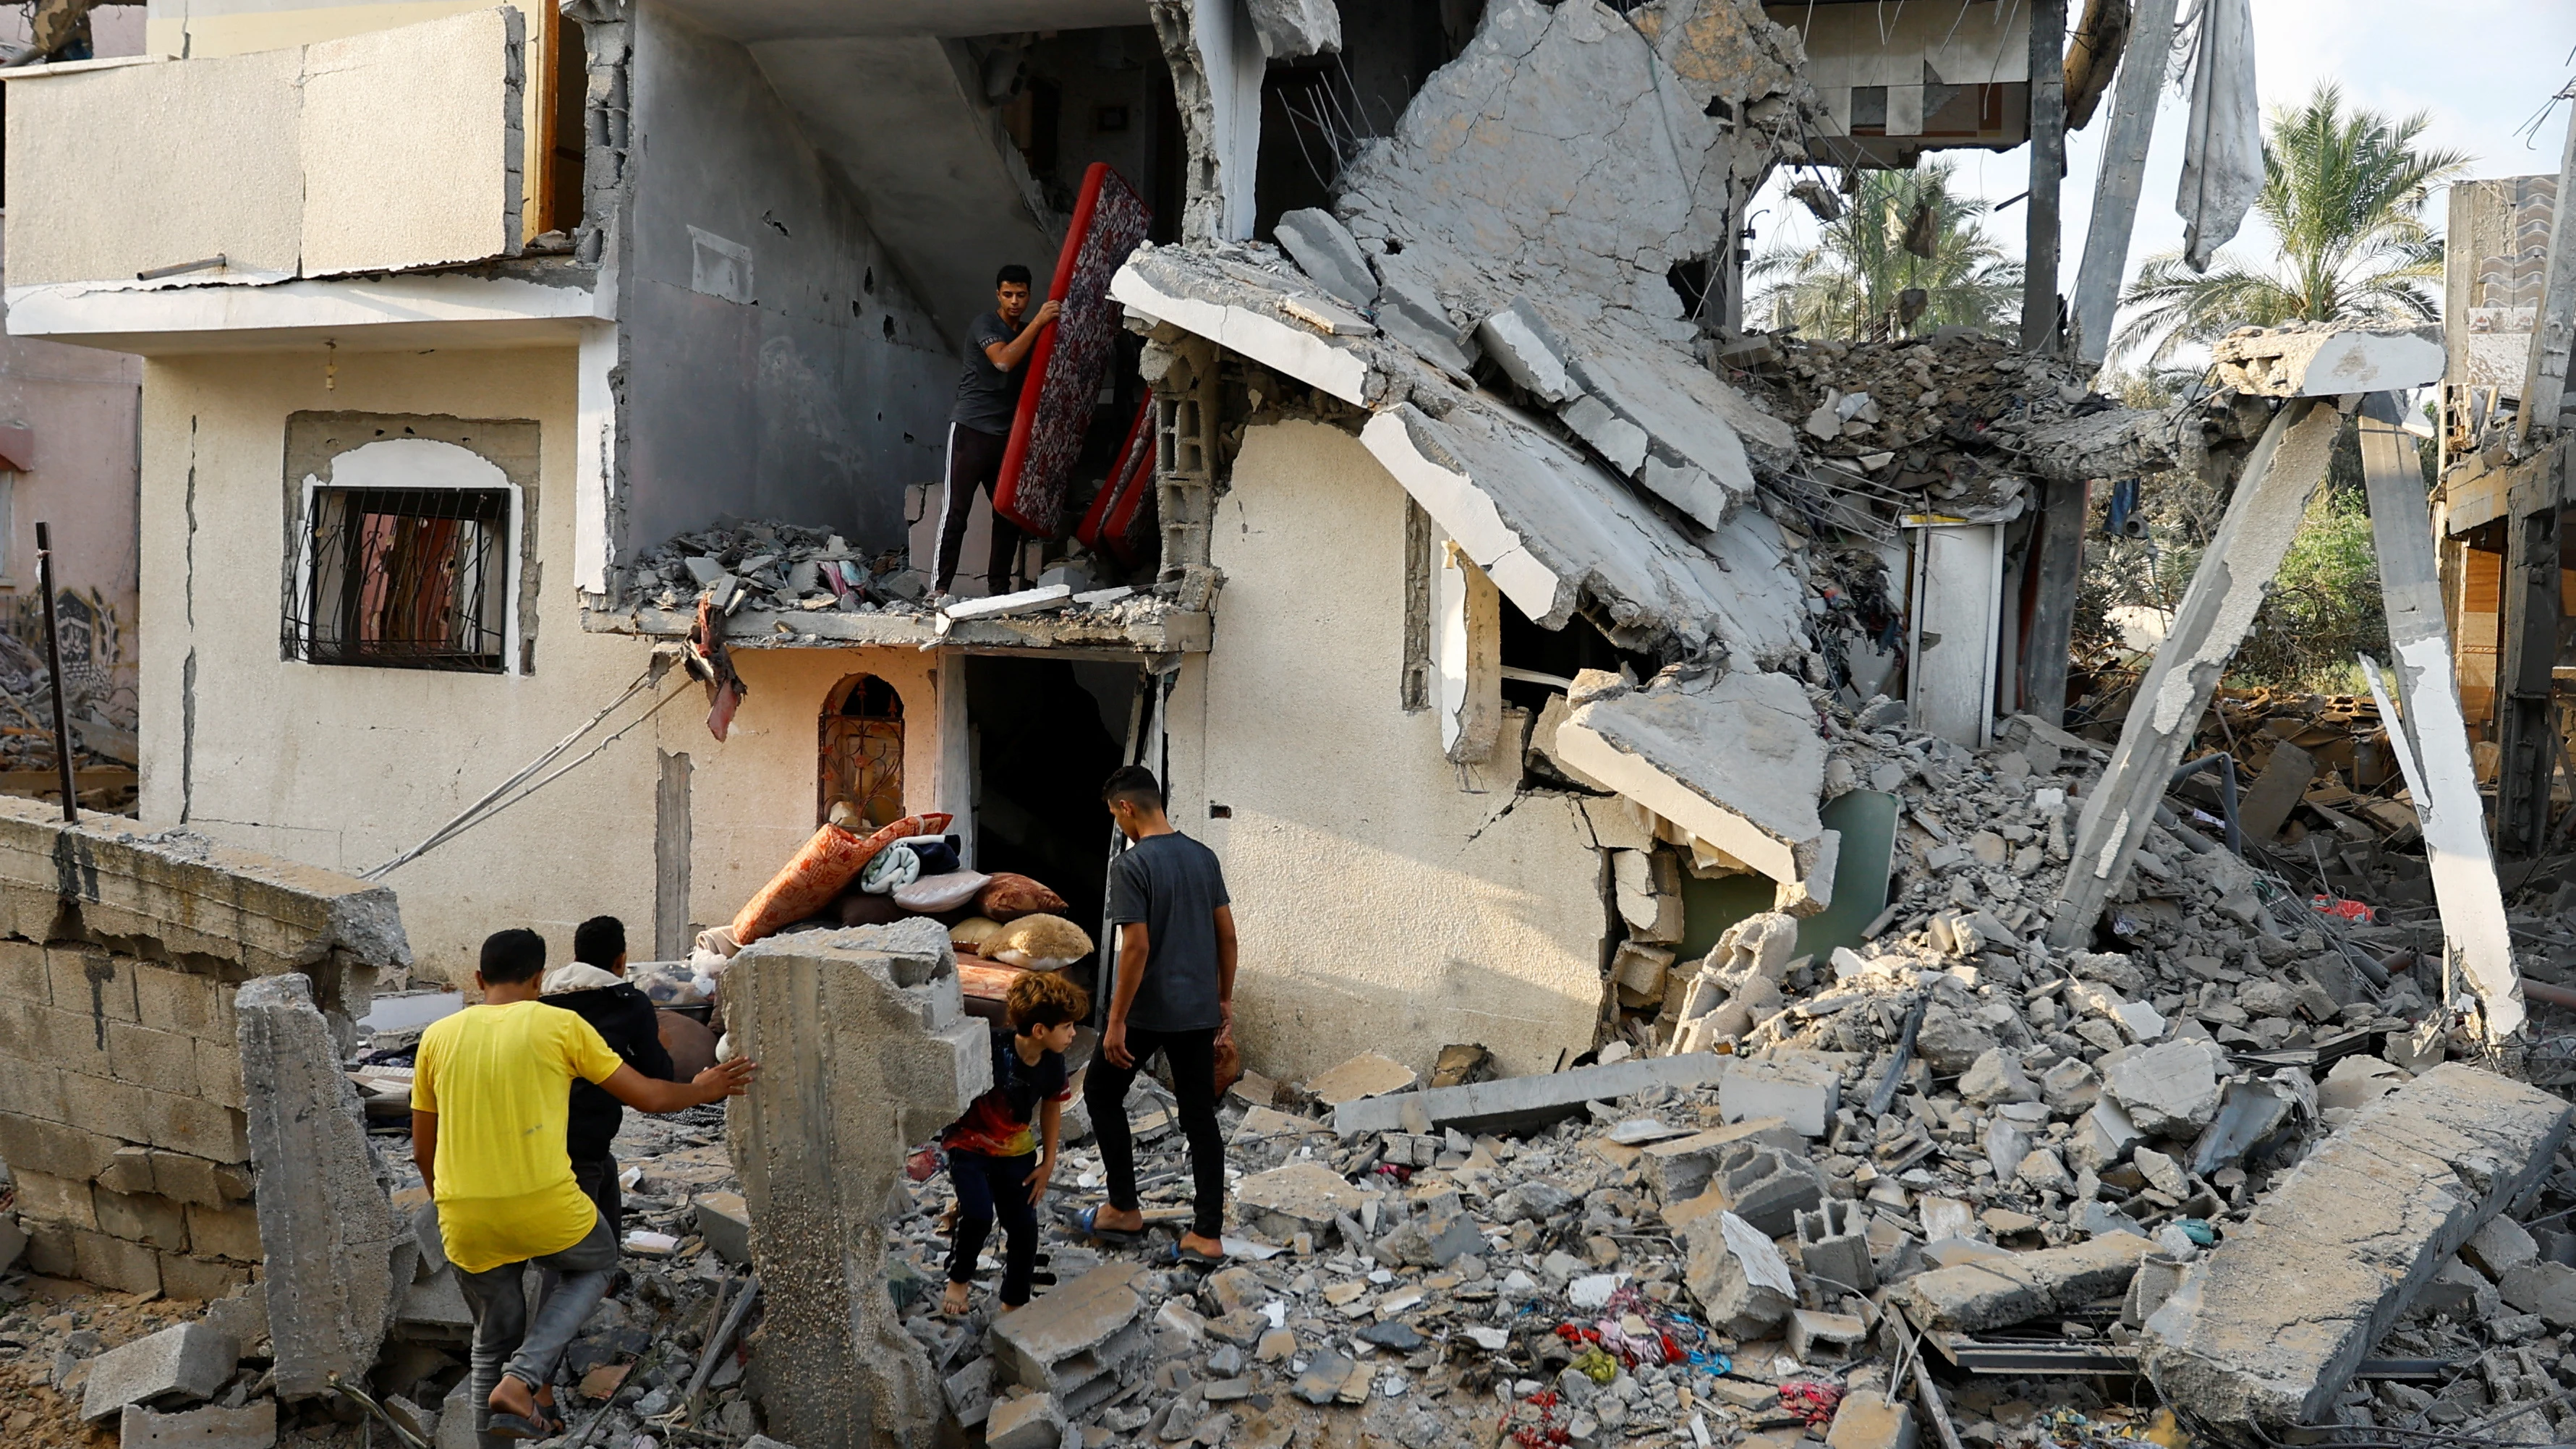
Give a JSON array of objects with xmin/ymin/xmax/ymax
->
[
  {"xmin": 933, "ymin": 422, "xmax": 1024, "ymax": 598},
  {"xmin": 946, "ymin": 1149, "xmax": 1041, "ymax": 1306},
  {"xmin": 571, "ymin": 1156, "xmax": 622, "ymax": 1233},
  {"xmin": 1084, "ymin": 1025, "xmax": 1225, "ymax": 1241}
]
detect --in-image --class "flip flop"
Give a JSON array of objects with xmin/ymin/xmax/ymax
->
[
  {"xmin": 485, "ymin": 1411, "xmax": 552, "ymax": 1441},
  {"xmin": 1165, "ymin": 1241, "xmax": 1227, "ymax": 1269},
  {"xmin": 1064, "ymin": 1204, "xmax": 1144, "ymax": 1246}
]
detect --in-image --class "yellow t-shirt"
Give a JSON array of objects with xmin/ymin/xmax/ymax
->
[{"xmin": 413, "ymin": 1000, "xmax": 626, "ymax": 1274}]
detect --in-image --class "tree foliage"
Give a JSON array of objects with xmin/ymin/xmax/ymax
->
[{"xmin": 1748, "ymin": 162, "xmax": 2023, "ymax": 340}]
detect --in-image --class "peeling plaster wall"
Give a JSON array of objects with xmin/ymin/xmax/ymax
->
[
  {"xmin": 134, "ymin": 345, "xmax": 668, "ymax": 988},
  {"xmin": 1170, "ymin": 419, "xmax": 1606, "ymax": 1082},
  {"xmin": 615, "ymin": 4, "xmax": 953, "ymax": 571}
]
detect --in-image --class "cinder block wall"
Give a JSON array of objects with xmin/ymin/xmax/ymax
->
[{"xmin": 0, "ymin": 798, "xmax": 409, "ymax": 1299}]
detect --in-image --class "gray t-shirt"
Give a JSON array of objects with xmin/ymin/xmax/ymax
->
[
  {"xmin": 950, "ymin": 309, "xmax": 1029, "ymax": 435},
  {"xmin": 1106, "ymin": 832, "xmax": 1230, "ymax": 1033}
]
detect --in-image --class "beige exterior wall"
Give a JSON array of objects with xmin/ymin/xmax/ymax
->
[
  {"xmin": 135, "ymin": 341, "xmax": 974, "ymax": 986},
  {"xmin": 1173, "ymin": 419, "xmax": 1609, "ymax": 1085}
]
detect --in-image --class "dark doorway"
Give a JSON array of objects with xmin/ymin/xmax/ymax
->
[{"xmin": 965, "ymin": 656, "xmax": 1142, "ymax": 992}]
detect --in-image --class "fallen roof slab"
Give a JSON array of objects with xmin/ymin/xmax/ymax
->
[
  {"xmin": 2138, "ymin": 1063, "xmax": 2574, "ymax": 1441},
  {"xmin": 1895, "ymin": 1234, "xmax": 2151, "ymax": 1334},
  {"xmin": 1550, "ymin": 671, "xmax": 1826, "ymax": 884},
  {"xmin": 1331, "ymin": 1051, "xmax": 1728, "ymax": 1136},
  {"xmin": 2210, "ymin": 322, "xmax": 2445, "ymax": 398}
]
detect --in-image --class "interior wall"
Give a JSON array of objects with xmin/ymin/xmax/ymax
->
[
  {"xmin": 1172, "ymin": 417, "xmax": 1606, "ymax": 1084},
  {"xmin": 616, "ymin": 3, "xmax": 953, "ymax": 570}
]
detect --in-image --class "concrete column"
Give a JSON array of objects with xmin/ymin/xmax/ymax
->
[
  {"xmin": 726, "ymin": 925, "xmax": 990, "ymax": 1449},
  {"xmin": 2020, "ymin": 0, "xmax": 2068, "ymax": 354},
  {"xmin": 2492, "ymin": 446, "xmax": 2565, "ymax": 858},
  {"xmin": 2023, "ymin": 476, "xmax": 2089, "ymax": 726},
  {"xmin": 237, "ymin": 973, "xmax": 400, "ymax": 1399},
  {"xmin": 2070, "ymin": 0, "xmax": 2182, "ymax": 370},
  {"xmin": 2356, "ymin": 394, "xmax": 2526, "ymax": 1042},
  {"xmin": 2047, "ymin": 399, "xmax": 2343, "ymax": 947}
]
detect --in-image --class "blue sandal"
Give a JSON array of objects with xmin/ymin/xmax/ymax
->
[{"xmin": 1066, "ymin": 1204, "xmax": 1144, "ymax": 1246}]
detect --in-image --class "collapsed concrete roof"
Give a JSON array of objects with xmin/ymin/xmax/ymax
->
[{"xmin": 1552, "ymin": 669, "xmax": 1829, "ymax": 888}]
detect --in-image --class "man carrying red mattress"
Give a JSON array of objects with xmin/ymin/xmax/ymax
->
[{"xmin": 933, "ymin": 264, "xmax": 1059, "ymax": 600}]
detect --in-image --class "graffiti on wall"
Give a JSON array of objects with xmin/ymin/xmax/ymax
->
[{"xmin": 0, "ymin": 588, "xmax": 134, "ymax": 730}]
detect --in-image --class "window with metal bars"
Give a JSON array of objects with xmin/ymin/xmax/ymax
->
[{"xmin": 284, "ymin": 486, "xmax": 511, "ymax": 671}]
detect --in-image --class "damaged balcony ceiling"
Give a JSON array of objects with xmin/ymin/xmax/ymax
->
[
  {"xmin": 1552, "ymin": 671, "xmax": 1828, "ymax": 885},
  {"xmin": 646, "ymin": 0, "xmax": 1148, "ymax": 43}
]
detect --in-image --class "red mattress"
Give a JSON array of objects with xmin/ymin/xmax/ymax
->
[
  {"xmin": 993, "ymin": 163, "xmax": 1152, "ymax": 540},
  {"xmin": 1076, "ymin": 399, "xmax": 1160, "ymax": 569}
]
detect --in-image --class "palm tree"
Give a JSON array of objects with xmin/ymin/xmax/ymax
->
[
  {"xmin": 2111, "ymin": 83, "xmax": 2471, "ymax": 366},
  {"xmin": 1748, "ymin": 162, "xmax": 2022, "ymax": 340}
]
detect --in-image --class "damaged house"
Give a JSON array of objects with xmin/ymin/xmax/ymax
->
[{"xmin": 1, "ymin": 0, "xmax": 2195, "ymax": 1082}]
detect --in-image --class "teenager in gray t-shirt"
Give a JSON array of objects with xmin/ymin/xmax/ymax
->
[
  {"xmin": 930, "ymin": 264, "xmax": 1058, "ymax": 598},
  {"xmin": 1076, "ymin": 765, "xmax": 1237, "ymax": 1266}
]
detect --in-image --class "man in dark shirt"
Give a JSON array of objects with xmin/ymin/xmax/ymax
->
[
  {"xmin": 539, "ymin": 915, "xmax": 677, "ymax": 1231},
  {"xmin": 932, "ymin": 263, "xmax": 1060, "ymax": 599},
  {"xmin": 1081, "ymin": 765, "xmax": 1236, "ymax": 1265}
]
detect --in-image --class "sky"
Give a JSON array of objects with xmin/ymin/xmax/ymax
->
[{"xmin": 1746, "ymin": 0, "xmax": 2576, "ymax": 372}]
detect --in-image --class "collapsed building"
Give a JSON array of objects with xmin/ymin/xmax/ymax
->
[{"xmin": 7, "ymin": 2, "xmax": 2576, "ymax": 1449}]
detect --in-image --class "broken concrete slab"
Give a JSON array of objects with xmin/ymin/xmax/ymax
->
[
  {"xmin": 1826, "ymin": 1389, "xmax": 1918, "ymax": 1449},
  {"xmin": 1477, "ymin": 300, "xmax": 1581, "ymax": 404},
  {"xmin": 2209, "ymin": 322, "xmax": 2445, "ymax": 398},
  {"xmin": 1272, "ymin": 208, "xmax": 1375, "ymax": 311},
  {"xmin": 82, "ymin": 1322, "xmax": 237, "ymax": 1420},
  {"xmin": 1638, "ymin": 1118, "xmax": 1799, "ymax": 1203},
  {"xmin": 235, "ymin": 973, "xmax": 399, "ymax": 1400},
  {"xmin": 2098, "ymin": 1038, "xmax": 2227, "ymax": 1137},
  {"xmin": 1553, "ymin": 671, "xmax": 1827, "ymax": 888},
  {"xmin": 1680, "ymin": 1142, "xmax": 1826, "ymax": 1237},
  {"xmin": 1894, "ymin": 1235, "xmax": 2148, "ymax": 1334},
  {"xmin": 694, "ymin": 1191, "xmax": 751, "ymax": 1268},
  {"xmin": 1330, "ymin": 1050, "xmax": 1727, "ymax": 1136},
  {"xmin": 1683, "ymin": 1210, "xmax": 1797, "ymax": 1338},
  {"xmin": 2138, "ymin": 1064, "xmax": 2575, "ymax": 1440},
  {"xmin": 1236, "ymin": 1163, "xmax": 1372, "ymax": 1239},
  {"xmin": 1243, "ymin": 0, "xmax": 1340, "ymax": 59},
  {"xmin": 1305, "ymin": 1051, "xmax": 1418, "ymax": 1107},
  {"xmin": 118, "ymin": 1400, "xmax": 277, "ymax": 1449},
  {"xmin": 985, "ymin": 1390, "xmax": 1068, "ymax": 1449}
]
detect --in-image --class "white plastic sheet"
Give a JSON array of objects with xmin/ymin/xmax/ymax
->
[{"xmin": 2175, "ymin": 0, "xmax": 2262, "ymax": 271}]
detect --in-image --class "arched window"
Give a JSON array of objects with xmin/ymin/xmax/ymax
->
[{"xmin": 820, "ymin": 673, "xmax": 905, "ymax": 828}]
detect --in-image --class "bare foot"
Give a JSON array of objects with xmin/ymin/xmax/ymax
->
[
  {"xmin": 488, "ymin": 1373, "xmax": 538, "ymax": 1423},
  {"xmin": 941, "ymin": 1280, "xmax": 972, "ymax": 1316},
  {"xmin": 998, "ymin": 1300, "xmax": 1021, "ymax": 1315},
  {"xmin": 1179, "ymin": 1230, "xmax": 1226, "ymax": 1261},
  {"xmin": 1092, "ymin": 1204, "xmax": 1147, "ymax": 1234}
]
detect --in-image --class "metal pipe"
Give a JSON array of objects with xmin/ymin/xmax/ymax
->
[
  {"xmin": 2169, "ymin": 752, "xmax": 2242, "ymax": 854},
  {"xmin": 36, "ymin": 523, "xmax": 75, "ymax": 824}
]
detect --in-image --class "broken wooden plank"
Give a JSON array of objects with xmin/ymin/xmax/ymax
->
[{"xmin": 2233, "ymin": 740, "xmax": 2314, "ymax": 842}]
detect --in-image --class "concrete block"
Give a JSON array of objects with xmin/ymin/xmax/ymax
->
[
  {"xmin": 943, "ymin": 1355, "xmax": 994, "ymax": 1427},
  {"xmin": 1554, "ymin": 672, "xmax": 1828, "ymax": 889},
  {"xmin": 25, "ymin": 1221, "xmax": 75, "ymax": 1278},
  {"xmin": 100, "ymin": 1146, "xmax": 158, "ymax": 1196},
  {"xmin": 990, "ymin": 1262, "xmax": 1149, "ymax": 1401},
  {"xmin": 16, "ymin": 1169, "xmax": 98, "ymax": 1230},
  {"xmin": 201, "ymin": 1286, "xmax": 268, "ymax": 1356},
  {"xmin": 1244, "ymin": 0, "xmax": 1340, "ymax": 59},
  {"xmin": 148, "ymin": 1153, "xmax": 242, "ymax": 1209},
  {"xmin": 76, "ymin": 1229, "xmax": 166, "ymax": 1296},
  {"xmin": 1682, "ymin": 1210, "xmax": 1795, "ymax": 1338},
  {"xmin": 1639, "ymin": 1117, "xmax": 1798, "ymax": 1202},
  {"xmin": 1895, "ymin": 1235, "xmax": 2148, "ymax": 1333},
  {"xmin": 2499, "ymin": 1261, "xmax": 2576, "ymax": 1326},
  {"xmin": 236, "ymin": 974, "xmax": 397, "ymax": 1398},
  {"xmin": 2139, "ymin": 1066, "xmax": 2574, "ymax": 1440},
  {"xmin": 984, "ymin": 1391, "xmax": 1066, "ymax": 1449},
  {"xmin": 723, "ymin": 931, "xmax": 982, "ymax": 1448},
  {"xmin": 1788, "ymin": 1308, "xmax": 1869, "ymax": 1364},
  {"xmin": 2209, "ymin": 322, "xmax": 2445, "ymax": 397},
  {"xmin": 1331, "ymin": 1050, "xmax": 1727, "ymax": 1136},
  {"xmin": 1796, "ymin": 1199, "xmax": 1875, "ymax": 1295},
  {"xmin": 0, "ymin": 937, "xmax": 48, "ymax": 1003},
  {"xmin": 1677, "ymin": 1142, "xmax": 1827, "ymax": 1237},
  {"xmin": 132, "ymin": 965, "xmax": 229, "ymax": 1041},
  {"xmin": 158, "ymin": 1254, "xmax": 252, "ymax": 1303},
  {"xmin": 194, "ymin": 1040, "xmax": 247, "ymax": 1113},
  {"xmin": 118, "ymin": 1400, "xmax": 276, "ymax": 1448},
  {"xmin": 81, "ymin": 1322, "xmax": 237, "ymax": 1420},
  {"xmin": 0, "ymin": 1212, "xmax": 26, "ymax": 1271},
  {"xmin": 1272, "ymin": 208, "xmax": 1375, "ymax": 310},
  {"xmin": 2463, "ymin": 1214, "xmax": 2538, "ymax": 1278},
  {"xmin": 0, "ymin": 1050, "xmax": 71, "ymax": 1123},
  {"xmin": 1477, "ymin": 299, "xmax": 1581, "ymax": 404},
  {"xmin": 47, "ymin": 948, "xmax": 138, "ymax": 1027},
  {"xmin": 1721, "ymin": 1055, "xmax": 1840, "ymax": 1136},
  {"xmin": 695, "ymin": 1191, "xmax": 752, "ymax": 1267},
  {"xmin": 1827, "ymin": 1390, "xmax": 1918, "ymax": 1449},
  {"xmin": 1235, "ymin": 1163, "xmax": 1369, "ymax": 1239},
  {"xmin": 184, "ymin": 1203, "xmax": 263, "ymax": 1264},
  {"xmin": 93, "ymin": 1189, "xmax": 189, "ymax": 1252}
]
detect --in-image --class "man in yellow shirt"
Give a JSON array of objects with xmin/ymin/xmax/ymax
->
[{"xmin": 413, "ymin": 928, "xmax": 757, "ymax": 1442}]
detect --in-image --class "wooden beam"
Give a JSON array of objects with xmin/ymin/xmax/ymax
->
[
  {"xmin": 2520, "ymin": 95, "xmax": 2576, "ymax": 442},
  {"xmin": 2020, "ymin": 0, "xmax": 2070, "ymax": 353},
  {"xmin": 2070, "ymin": 0, "xmax": 2182, "ymax": 370},
  {"xmin": 2022, "ymin": 476, "xmax": 2088, "ymax": 726}
]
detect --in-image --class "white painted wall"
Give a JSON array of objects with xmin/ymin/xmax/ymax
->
[{"xmin": 1171, "ymin": 419, "xmax": 1609, "ymax": 1084}]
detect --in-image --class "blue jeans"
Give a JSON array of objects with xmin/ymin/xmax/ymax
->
[
  {"xmin": 454, "ymin": 1211, "xmax": 618, "ymax": 1442},
  {"xmin": 946, "ymin": 1150, "xmax": 1040, "ymax": 1306}
]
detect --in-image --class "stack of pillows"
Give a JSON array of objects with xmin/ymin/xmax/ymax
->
[{"xmin": 838, "ymin": 837, "xmax": 1093, "ymax": 971}]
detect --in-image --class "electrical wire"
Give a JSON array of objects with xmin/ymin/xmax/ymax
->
[{"xmin": 361, "ymin": 665, "xmax": 679, "ymax": 880}]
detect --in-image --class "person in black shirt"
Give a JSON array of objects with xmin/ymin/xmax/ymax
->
[
  {"xmin": 932, "ymin": 263, "xmax": 1060, "ymax": 600},
  {"xmin": 938, "ymin": 971, "xmax": 1087, "ymax": 1314},
  {"xmin": 1079, "ymin": 765, "xmax": 1236, "ymax": 1267},
  {"xmin": 538, "ymin": 916, "xmax": 677, "ymax": 1231}
]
